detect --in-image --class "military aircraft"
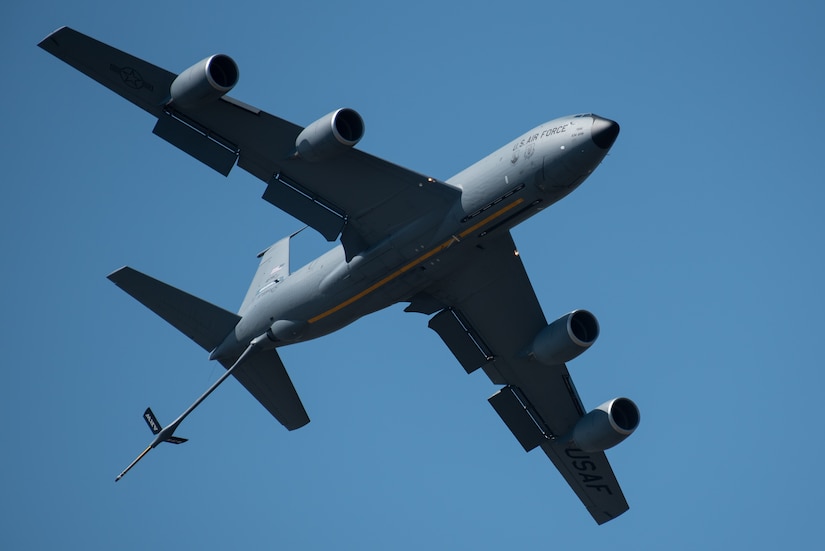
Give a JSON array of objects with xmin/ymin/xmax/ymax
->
[{"xmin": 39, "ymin": 27, "xmax": 639, "ymax": 524}]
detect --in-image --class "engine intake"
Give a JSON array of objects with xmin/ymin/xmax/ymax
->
[
  {"xmin": 572, "ymin": 397, "xmax": 640, "ymax": 452},
  {"xmin": 530, "ymin": 310, "xmax": 599, "ymax": 365},
  {"xmin": 295, "ymin": 108, "xmax": 365, "ymax": 162},
  {"xmin": 170, "ymin": 54, "xmax": 239, "ymax": 108}
]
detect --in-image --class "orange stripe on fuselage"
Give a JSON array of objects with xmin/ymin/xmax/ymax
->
[{"xmin": 307, "ymin": 198, "xmax": 525, "ymax": 324}]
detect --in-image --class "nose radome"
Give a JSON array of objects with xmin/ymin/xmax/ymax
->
[{"xmin": 591, "ymin": 116, "xmax": 620, "ymax": 149}]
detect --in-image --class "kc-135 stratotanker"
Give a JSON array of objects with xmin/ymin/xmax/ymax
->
[{"xmin": 40, "ymin": 26, "xmax": 639, "ymax": 524}]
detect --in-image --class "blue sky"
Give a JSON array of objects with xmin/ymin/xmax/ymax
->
[{"xmin": 3, "ymin": 1, "xmax": 824, "ymax": 548}]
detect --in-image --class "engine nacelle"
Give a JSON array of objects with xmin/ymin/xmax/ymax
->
[
  {"xmin": 170, "ymin": 54, "xmax": 239, "ymax": 108},
  {"xmin": 295, "ymin": 108, "xmax": 365, "ymax": 162},
  {"xmin": 572, "ymin": 397, "xmax": 640, "ymax": 452},
  {"xmin": 530, "ymin": 310, "xmax": 599, "ymax": 365}
]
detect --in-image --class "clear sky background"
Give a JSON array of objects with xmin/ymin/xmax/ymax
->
[{"xmin": 3, "ymin": 1, "xmax": 823, "ymax": 549}]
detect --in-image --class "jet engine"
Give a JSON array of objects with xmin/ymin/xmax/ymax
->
[
  {"xmin": 572, "ymin": 397, "xmax": 640, "ymax": 452},
  {"xmin": 170, "ymin": 54, "xmax": 239, "ymax": 108},
  {"xmin": 295, "ymin": 108, "xmax": 365, "ymax": 162},
  {"xmin": 529, "ymin": 310, "xmax": 599, "ymax": 365}
]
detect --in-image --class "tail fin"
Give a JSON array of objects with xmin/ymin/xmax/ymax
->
[
  {"xmin": 143, "ymin": 408, "xmax": 187, "ymax": 444},
  {"xmin": 143, "ymin": 407, "xmax": 162, "ymax": 434},
  {"xmin": 107, "ymin": 267, "xmax": 240, "ymax": 352},
  {"xmin": 238, "ymin": 230, "xmax": 302, "ymax": 316}
]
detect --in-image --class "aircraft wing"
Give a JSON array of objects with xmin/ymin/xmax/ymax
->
[
  {"xmin": 422, "ymin": 232, "xmax": 630, "ymax": 524},
  {"xmin": 38, "ymin": 27, "xmax": 460, "ymax": 256}
]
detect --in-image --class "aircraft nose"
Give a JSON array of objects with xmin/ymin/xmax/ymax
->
[{"xmin": 591, "ymin": 116, "xmax": 620, "ymax": 149}]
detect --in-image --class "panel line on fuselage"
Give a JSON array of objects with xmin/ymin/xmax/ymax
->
[{"xmin": 307, "ymin": 197, "xmax": 526, "ymax": 324}]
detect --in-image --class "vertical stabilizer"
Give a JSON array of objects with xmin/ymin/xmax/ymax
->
[{"xmin": 239, "ymin": 230, "xmax": 303, "ymax": 315}]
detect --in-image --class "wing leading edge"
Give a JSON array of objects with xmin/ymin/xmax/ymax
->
[{"xmin": 419, "ymin": 232, "xmax": 630, "ymax": 524}]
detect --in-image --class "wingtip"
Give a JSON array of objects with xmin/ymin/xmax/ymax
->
[
  {"xmin": 38, "ymin": 26, "xmax": 69, "ymax": 49},
  {"xmin": 106, "ymin": 266, "xmax": 132, "ymax": 282},
  {"xmin": 285, "ymin": 417, "xmax": 311, "ymax": 431}
]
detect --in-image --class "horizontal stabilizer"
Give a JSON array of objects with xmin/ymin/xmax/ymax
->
[
  {"xmin": 108, "ymin": 267, "xmax": 240, "ymax": 353},
  {"xmin": 220, "ymin": 348, "xmax": 310, "ymax": 430}
]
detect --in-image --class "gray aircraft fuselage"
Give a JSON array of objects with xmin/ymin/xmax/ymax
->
[{"xmin": 212, "ymin": 114, "xmax": 618, "ymax": 361}]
